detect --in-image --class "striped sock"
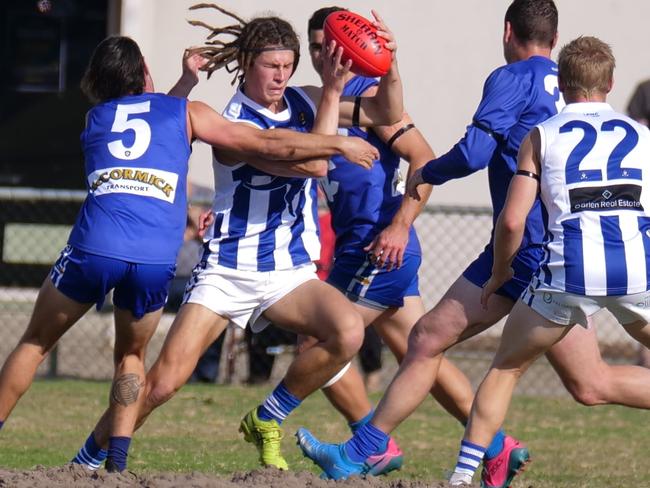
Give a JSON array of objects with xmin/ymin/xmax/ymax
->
[
  {"xmin": 348, "ymin": 409, "xmax": 374, "ymax": 434},
  {"xmin": 71, "ymin": 433, "xmax": 108, "ymax": 470},
  {"xmin": 257, "ymin": 382, "xmax": 301, "ymax": 424},
  {"xmin": 453, "ymin": 439, "xmax": 486, "ymax": 480},
  {"xmin": 107, "ymin": 436, "xmax": 131, "ymax": 472},
  {"xmin": 344, "ymin": 422, "xmax": 389, "ymax": 462},
  {"xmin": 485, "ymin": 429, "xmax": 506, "ymax": 459}
]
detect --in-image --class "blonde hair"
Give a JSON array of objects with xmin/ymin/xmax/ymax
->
[{"xmin": 558, "ymin": 36, "xmax": 615, "ymax": 97}]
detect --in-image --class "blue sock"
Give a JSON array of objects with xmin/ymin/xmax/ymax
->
[
  {"xmin": 344, "ymin": 422, "xmax": 389, "ymax": 463},
  {"xmin": 454, "ymin": 439, "xmax": 486, "ymax": 478},
  {"xmin": 257, "ymin": 382, "xmax": 302, "ymax": 424},
  {"xmin": 107, "ymin": 436, "xmax": 131, "ymax": 472},
  {"xmin": 0, "ymin": 420, "xmax": 4, "ymax": 430},
  {"xmin": 484, "ymin": 429, "xmax": 506, "ymax": 460},
  {"xmin": 72, "ymin": 432, "xmax": 108, "ymax": 470},
  {"xmin": 348, "ymin": 409, "xmax": 374, "ymax": 434}
]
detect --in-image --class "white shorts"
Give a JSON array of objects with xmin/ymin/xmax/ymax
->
[
  {"xmin": 183, "ymin": 261, "xmax": 318, "ymax": 332},
  {"xmin": 522, "ymin": 284, "xmax": 650, "ymax": 327}
]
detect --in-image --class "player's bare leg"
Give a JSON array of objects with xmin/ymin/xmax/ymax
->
[
  {"xmin": 239, "ymin": 279, "xmax": 364, "ymax": 470},
  {"xmin": 328, "ymin": 296, "xmax": 475, "ymax": 477},
  {"xmin": 0, "ymin": 279, "xmax": 91, "ymax": 423},
  {"xmin": 466, "ymin": 303, "xmax": 571, "ymax": 446},
  {"xmin": 372, "ymin": 277, "xmax": 512, "ymax": 434},
  {"xmin": 296, "ymin": 333, "xmax": 372, "ymax": 424},
  {"xmin": 103, "ymin": 307, "xmax": 161, "ymax": 471},
  {"xmin": 450, "ymin": 302, "xmax": 571, "ymax": 485},
  {"xmin": 88, "ymin": 303, "xmax": 229, "ymax": 449},
  {"xmin": 296, "ymin": 277, "xmax": 516, "ymax": 481},
  {"xmin": 312, "ymin": 302, "xmax": 386, "ymax": 425},
  {"xmin": 547, "ymin": 322, "xmax": 650, "ymax": 408},
  {"xmin": 316, "ymin": 295, "xmax": 473, "ymax": 427},
  {"xmin": 320, "ymin": 356, "xmax": 373, "ymax": 424},
  {"xmin": 263, "ymin": 279, "xmax": 364, "ymax": 398},
  {"xmin": 373, "ymin": 296, "xmax": 474, "ymax": 423}
]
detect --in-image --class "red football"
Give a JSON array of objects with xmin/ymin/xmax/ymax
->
[{"xmin": 323, "ymin": 11, "xmax": 391, "ymax": 78}]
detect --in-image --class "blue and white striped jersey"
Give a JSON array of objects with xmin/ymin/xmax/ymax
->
[
  {"xmin": 202, "ymin": 86, "xmax": 320, "ymax": 272},
  {"xmin": 535, "ymin": 102, "xmax": 650, "ymax": 295}
]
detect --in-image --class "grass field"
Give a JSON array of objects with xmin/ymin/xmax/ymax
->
[{"xmin": 1, "ymin": 380, "xmax": 648, "ymax": 487}]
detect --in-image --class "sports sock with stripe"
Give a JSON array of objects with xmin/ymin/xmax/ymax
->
[
  {"xmin": 344, "ymin": 422, "xmax": 389, "ymax": 462},
  {"xmin": 453, "ymin": 439, "xmax": 486, "ymax": 480},
  {"xmin": 461, "ymin": 420, "xmax": 505, "ymax": 461},
  {"xmin": 257, "ymin": 381, "xmax": 301, "ymax": 424},
  {"xmin": 71, "ymin": 432, "xmax": 108, "ymax": 470}
]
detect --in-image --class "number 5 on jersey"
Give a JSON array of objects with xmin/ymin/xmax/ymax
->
[{"xmin": 107, "ymin": 101, "xmax": 152, "ymax": 160}]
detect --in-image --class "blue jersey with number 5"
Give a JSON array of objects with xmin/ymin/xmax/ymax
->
[{"xmin": 68, "ymin": 93, "xmax": 190, "ymax": 264}]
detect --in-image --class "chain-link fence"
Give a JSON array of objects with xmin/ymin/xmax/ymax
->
[{"xmin": 1, "ymin": 188, "xmax": 647, "ymax": 396}]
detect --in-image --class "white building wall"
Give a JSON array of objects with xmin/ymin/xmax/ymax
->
[{"xmin": 119, "ymin": 0, "xmax": 650, "ymax": 207}]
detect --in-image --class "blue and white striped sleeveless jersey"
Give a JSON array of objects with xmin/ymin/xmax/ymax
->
[
  {"xmin": 203, "ymin": 86, "xmax": 320, "ymax": 272},
  {"xmin": 535, "ymin": 102, "xmax": 650, "ymax": 296}
]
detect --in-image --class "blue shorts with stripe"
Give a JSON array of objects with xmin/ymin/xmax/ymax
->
[
  {"xmin": 463, "ymin": 244, "xmax": 544, "ymax": 301},
  {"xmin": 50, "ymin": 246, "xmax": 176, "ymax": 319},
  {"xmin": 326, "ymin": 252, "xmax": 421, "ymax": 310}
]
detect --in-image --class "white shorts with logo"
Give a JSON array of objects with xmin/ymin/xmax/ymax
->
[
  {"xmin": 522, "ymin": 284, "xmax": 650, "ymax": 327},
  {"xmin": 183, "ymin": 261, "xmax": 318, "ymax": 332}
]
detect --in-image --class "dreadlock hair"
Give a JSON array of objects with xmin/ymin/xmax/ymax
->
[
  {"xmin": 187, "ymin": 3, "xmax": 301, "ymax": 85},
  {"xmin": 80, "ymin": 36, "xmax": 146, "ymax": 104},
  {"xmin": 307, "ymin": 6, "xmax": 347, "ymax": 33}
]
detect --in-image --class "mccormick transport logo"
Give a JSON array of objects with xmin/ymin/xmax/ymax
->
[{"xmin": 88, "ymin": 167, "xmax": 179, "ymax": 203}]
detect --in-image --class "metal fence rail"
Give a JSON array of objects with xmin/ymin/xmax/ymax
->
[{"xmin": 0, "ymin": 188, "xmax": 646, "ymax": 395}]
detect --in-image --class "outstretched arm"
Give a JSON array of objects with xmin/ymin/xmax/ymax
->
[
  {"xmin": 481, "ymin": 129, "xmax": 540, "ymax": 308},
  {"xmin": 188, "ymin": 102, "xmax": 377, "ymax": 175}
]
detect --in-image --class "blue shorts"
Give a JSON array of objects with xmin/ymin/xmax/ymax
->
[
  {"xmin": 327, "ymin": 252, "xmax": 421, "ymax": 310},
  {"xmin": 463, "ymin": 244, "xmax": 544, "ymax": 301},
  {"xmin": 50, "ymin": 245, "xmax": 176, "ymax": 319}
]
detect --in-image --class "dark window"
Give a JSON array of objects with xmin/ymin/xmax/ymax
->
[{"xmin": 0, "ymin": 0, "xmax": 109, "ymax": 189}]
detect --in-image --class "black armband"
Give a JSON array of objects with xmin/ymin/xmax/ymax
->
[
  {"xmin": 386, "ymin": 123, "xmax": 415, "ymax": 149},
  {"xmin": 352, "ymin": 96, "xmax": 362, "ymax": 127},
  {"xmin": 472, "ymin": 118, "xmax": 504, "ymax": 144},
  {"xmin": 515, "ymin": 169, "xmax": 540, "ymax": 181}
]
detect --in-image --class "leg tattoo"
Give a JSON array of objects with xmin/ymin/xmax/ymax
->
[{"xmin": 111, "ymin": 373, "xmax": 143, "ymax": 406}]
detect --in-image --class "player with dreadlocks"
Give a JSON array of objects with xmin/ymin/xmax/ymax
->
[{"xmin": 71, "ymin": 3, "xmax": 403, "ymax": 472}]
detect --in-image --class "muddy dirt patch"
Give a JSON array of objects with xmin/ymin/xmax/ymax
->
[{"xmin": 0, "ymin": 464, "xmax": 469, "ymax": 487}]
